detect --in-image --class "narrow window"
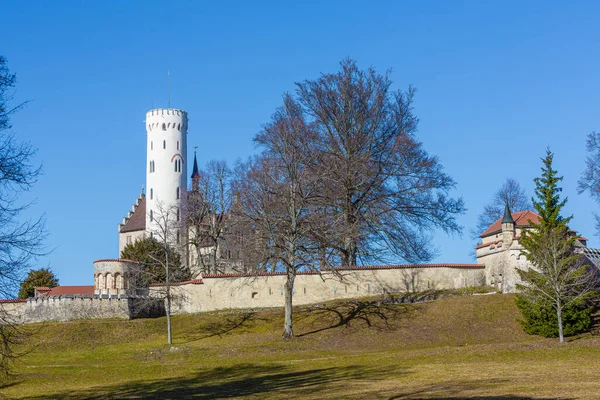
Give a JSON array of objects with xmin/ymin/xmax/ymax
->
[
  {"xmin": 151, "ymin": 141, "xmax": 153, "ymax": 150},
  {"xmin": 333, "ymin": 284, "xmax": 337, "ymax": 294},
  {"xmin": 149, "ymin": 161, "xmax": 152, "ymax": 172},
  {"xmin": 303, "ymin": 285, "xmax": 307, "ymax": 294},
  {"xmin": 176, "ymin": 209, "xmax": 180, "ymax": 221},
  {"xmin": 177, "ymin": 141, "xmax": 180, "ymax": 150},
  {"xmin": 150, "ymin": 188, "xmax": 153, "ymax": 199},
  {"xmin": 177, "ymin": 123, "xmax": 181, "ymax": 131},
  {"xmin": 268, "ymin": 287, "xmax": 272, "ymax": 295},
  {"xmin": 150, "ymin": 209, "xmax": 153, "ymax": 222},
  {"xmin": 162, "ymin": 123, "xmax": 166, "ymax": 131},
  {"xmin": 176, "ymin": 187, "xmax": 180, "ymax": 199},
  {"xmin": 163, "ymin": 140, "xmax": 166, "ymax": 149},
  {"xmin": 177, "ymin": 231, "xmax": 180, "ymax": 244}
]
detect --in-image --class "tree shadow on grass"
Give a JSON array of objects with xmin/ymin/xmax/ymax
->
[
  {"xmin": 18, "ymin": 363, "xmax": 401, "ymax": 400},
  {"xmin": 179, "ymin": 311, "xmax": 262, "ymax": 344},
  {"xmin": 296, "ymin": 298, "xmax": 420, "ymax": 337}
]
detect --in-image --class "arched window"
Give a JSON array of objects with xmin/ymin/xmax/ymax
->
[
  {"xmin": 115, "ymin": 274, "xmax": 123, "ymax": 290},
  {"xmin": 163, "ymin": 140, "xmax": 166, "ymax": 149},
  {"xmin": 176, "ymin": 187, "xmax": 180, "ymax": 199},
  {"xmin": 99, "ymin": 274, "xmax": 105, "ymax": 290},
  {"xmin": 162, "ymin": 123, "xmax": 166, "ymax": 131},
  {"xmin": 106, "ymin": 273, "xmax": 114, "ymax": 290}
]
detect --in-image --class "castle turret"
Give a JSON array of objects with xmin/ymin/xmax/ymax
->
[
  {"xmin": 501, "ymin": 202, "xmax": 515, "ymax": 248},
  {"xmin": 145, "ymin": 108, "xmax": 188, "ymax": 245},
  {"xmin": 191, "ymin": 150, "xmax": 200, "ymax": 192}
]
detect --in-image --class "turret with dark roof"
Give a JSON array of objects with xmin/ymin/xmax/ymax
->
[
  {"xmin": 191, "ymin": 150, "xmax": 200, "ymax": 192},
  {"xmin": 501, "ymin": 202, "xmax": 515, "ymax": 224}
]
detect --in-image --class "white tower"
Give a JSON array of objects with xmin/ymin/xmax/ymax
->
[{"xmin": 145, "ymin": 108, "xmax": 188, "ymax": 245}]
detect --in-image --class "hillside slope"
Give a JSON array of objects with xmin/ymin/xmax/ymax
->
[{"xmin": 4, "ymin": 293, "xmax": 600, "ymax": 399}]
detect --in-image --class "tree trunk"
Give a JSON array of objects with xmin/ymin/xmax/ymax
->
[
  {"xmin": 557, "ymin": 303, "xmax": 564, "ymax": 343},
  {"xmin": 283, "ymin": 271, "xmax": 295, "ymax": 338},
  {"xmin": 165, "ymin": 249, "xmax": 173, "ymax": 345}
]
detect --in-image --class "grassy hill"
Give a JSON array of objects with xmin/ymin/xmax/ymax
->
[{"xmin": 3, "ymin": 292, "xmax": 600, "ymax": 399}]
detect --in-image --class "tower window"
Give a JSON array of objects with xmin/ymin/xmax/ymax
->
[
  {"xmin": 177, "ymin": 123, "xmax": 181, "ymax": 131},
  {"xmin": 177, "ymin": 141, "xmax": 180, "ymax": 150},
  {"xmin": 163, "ymin": 140, "xmax": 166, "ymax": 149},
  {"xmin": 162, "ymin": 123, "xmax": 166, "ymax": 131},
  {"xmin": 150, "ymin": 209, "xmax": 153, "ymax": 222},
  {"xmin": 150, "ymin": 188, "xmax": 153, "ymax": 199},
  {"xmin": 174, "ymin": 159, "xmax": 181, "ymax": 172},
  {"xmin": 176, "ymin": 209, "xmax": 180, "ymax": 221},
  {"xmin": 176, "ymin": 187, "xmax": 180, "ymax": 200},
  {"xmin": 177, "ymin": 231, "xmax": 180, "ymax": 244},
  {"xmin": 149, "ymin": 161, "xmax": 155, "ymax": 173},
  {"xmin": 151, "ymin": 141, "xmax": 153, "ymax": 150}
]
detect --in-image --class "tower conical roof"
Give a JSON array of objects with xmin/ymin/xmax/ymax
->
[
  {"xmin": 501, "ymin": 202, "xmax": 515, "ymax": 224},
  {"xmin": 191, "ymin": 151, "xmax": 200, "ymax": 179}
]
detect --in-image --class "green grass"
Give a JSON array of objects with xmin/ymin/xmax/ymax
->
[{"xmin": 3, "ymin": 293, "xmax": 600, "ymax": 399}]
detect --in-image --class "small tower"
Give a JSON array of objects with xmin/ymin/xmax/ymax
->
[
  {"xmin": 191, "ymin": 150, "xmax": 200, "ymax": 192},
  {"xmin": 501, "ymin": 202, "xmax": 515, "ymax": 248},
  {"xmin": 145, "ymin": 108, "xmax": 188, "ymax": 245}
]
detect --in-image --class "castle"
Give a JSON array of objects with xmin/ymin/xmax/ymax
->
[{"xmin": 3, "ymin": 107, "xmax": 599, "ymax": 324}]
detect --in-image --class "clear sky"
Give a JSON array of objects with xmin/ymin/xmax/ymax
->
[{"xmin": 3, "ymin": 1, "xmax": 600, "ymax": 286}]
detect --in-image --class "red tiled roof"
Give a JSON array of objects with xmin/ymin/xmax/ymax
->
[
  {"xmin": 37, "ymin": 286, "xmax": 95, "ymax": 297},
  {"xmin": 480, "ymin": 210, "xmax": 540, "ymax": 238},
  {"xmin": 149, "ymin": 279, "xmax": 204, "ymax": 287},
  {"xmin": 33, "ymin": 286, "xmax": 51, "ymax": 291},
  {"xmin": 120, "ymin": 197, "xmax": 146, "ymax": 233},
  {"xmin": 0, "ymin": 299, "xmax": 27, "ymax": 303},
  {"xmin": 93, "ymin": 258, "xmax": 141, "ymax": 264}
]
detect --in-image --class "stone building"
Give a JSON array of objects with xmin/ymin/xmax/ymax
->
[{"xmin": 476, "ymin": 204, "xmax": 589, "ymax": 293}]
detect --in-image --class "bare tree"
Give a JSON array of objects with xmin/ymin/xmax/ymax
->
[
  {"xmin": 472, "ymin": 178, "xmax": 531, "ymax": 240},
  {"xmin": 0, "ymin": 56, "xmax": 46, "ymax": 381},
  {"xmin": 234, "ymin": 95, "xmax": 325, "ymax": 338},
  {"xmin": 190, "ymin": 160, "xmax": 232, "ymax": 274},
  {"xmin": 146, "ymin": 202, "xmax": 190, "ymax": 345},
  {"xmin": 578, "ymin": 131, "xmax": 600, "ymax": 236},
  {"xmin": 296, "ymin": 58, "xmax": 465, "ymax": 266}
]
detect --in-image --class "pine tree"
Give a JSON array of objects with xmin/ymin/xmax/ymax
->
[
  {"xmin": 516, "ymin": 148, "xmax": 596, "ymax": 342},
  {"xmin": 18, "ymin": 268, "xmax": 58, "ymax": 299}
]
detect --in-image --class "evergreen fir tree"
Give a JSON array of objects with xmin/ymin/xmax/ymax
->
[{"xmin": 516, "ymin": 148, "xmax": 596, "ymax": 342}]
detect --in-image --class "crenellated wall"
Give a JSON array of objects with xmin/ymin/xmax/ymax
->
[{"xmin": 16, "ymin": 295, "xmax": 164, "ymax": 324}]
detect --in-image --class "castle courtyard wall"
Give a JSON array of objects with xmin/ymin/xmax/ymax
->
[
  {"xmin": 18, "ymin": 296, "xmax": 164, "ymax": 323},
  {"xmin": 161, "ymin": 265, "xmax": 485, "ymax": 315}
]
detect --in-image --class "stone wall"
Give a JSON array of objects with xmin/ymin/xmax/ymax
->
[
  {"xmin": 159, "ymin": 265, "xmax": 485, "ymax": 315},
  {"xmin": 18, "ymin": 295, "xmax": 164, "ymax": 324}
]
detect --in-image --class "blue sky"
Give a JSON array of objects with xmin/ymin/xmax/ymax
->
[{"xmin": 3, "ymin": 1, "xmax": 600, "ymax": 286}]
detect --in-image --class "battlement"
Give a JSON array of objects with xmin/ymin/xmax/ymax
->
[{"xmin": 146, "ymin": 108, "xmax": 187, "ymax": 118}]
